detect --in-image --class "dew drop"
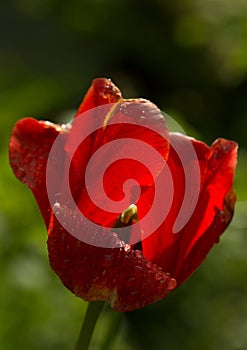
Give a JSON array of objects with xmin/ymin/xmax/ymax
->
[
  {"xmin": 167, "ymin": 278, "xmax": 177, "ymax": 290},
  {"xmin": 61, "ymin": 123, "xmax": 71, "ymax": 130},
  {"xmin": 24, "ymin": 153, "xmax": 33, "ymax": 162},
  {"xmin": 124, "ymin": 245, "xmax": 131, "ymax": 253},
  {"xmin": 119, "ymin": 103, "xmax": 128, "ymax": 115},
  {"xmin": 16, "ymin": 167, "xmax": 26, "ymax": 178},
  {"xmin": 155, "ymin": 271, "xmax": 163, "ymax": 280},
  {"xmin": 36, "ymin": 162, "xmax": 44, "ymax": 171},
  {"xmin": 134, "ymin": 250, "xmax": 142, "ymax": 259},
  {"xmin": 146, "ymin": 261, "xmax": 153, "ymax": 269}
]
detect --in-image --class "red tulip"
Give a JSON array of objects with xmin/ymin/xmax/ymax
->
[{"xmin": 9, "ymin": 78, "xmax": 237, "ymax": 312}]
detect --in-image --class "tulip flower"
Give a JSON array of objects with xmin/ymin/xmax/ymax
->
[{"xmin": 9, "ymin": 78, "xmax": 237, "ymax": 315}]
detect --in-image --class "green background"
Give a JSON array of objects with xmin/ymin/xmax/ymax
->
[{"xmin": 0, "ymin": 0, "xmax": 247, "ymax": 349}]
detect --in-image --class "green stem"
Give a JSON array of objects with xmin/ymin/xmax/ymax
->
[
  {"xmin": 75, "ymin": 301, "xmax": 105, "ymax": 350},
  {"xmin": 101, "ymin": 310, "xmax": 122, "ymax": 350}
]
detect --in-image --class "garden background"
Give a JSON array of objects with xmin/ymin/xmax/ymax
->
[{"xmin": 0, "ymin": 0, "xmax": 247, "ymax": 349}]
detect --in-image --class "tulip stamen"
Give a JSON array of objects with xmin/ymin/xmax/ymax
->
[
  {"xmin": 120, "ymin": 204, "xmax": 138, "ymax": 225},
  {"xmin": 113, "ymin": 204, "xmax": 139, "ymax": 246}
]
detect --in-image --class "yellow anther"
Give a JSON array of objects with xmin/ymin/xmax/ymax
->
[{"xmin": 120, "ymin": 204, "xmax": 138, "ymax": 225}]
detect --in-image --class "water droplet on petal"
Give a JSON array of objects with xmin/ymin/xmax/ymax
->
[
  {"xmin": 167, "ymin": 278, "xmax": 177, "ymax": 290},
  {"xmin": 16, "ymin": 167, "xmax": 26, "ymax": 178},
  {"xmin": 134, "ymin": 250, "xmax": 142, "ymax": 259},
  {"xmin": 25, "ymin": 153, "xmax": 33, "ymax": 162},
  {"xmin": 146, "ymin": 261, "xmax": 153, "ymax": 269},
  {"xmin": 36, "ymin": 162, "xmax": 44, "ymax": 171},
  {"xmin": 155, "ymin": 271, "xmax": 163, "ymax": 280}
]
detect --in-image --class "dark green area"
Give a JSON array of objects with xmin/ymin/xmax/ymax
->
[{"xmin": 0, "ymin": 0, "xmax": 246, "ymax": 349}]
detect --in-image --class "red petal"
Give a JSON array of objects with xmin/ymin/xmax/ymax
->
[
  {"xmin": 47, "ymin": 210, "xmax": 176, "ymax": 312},
  {"xmin": 175, "ymin": 189, "xmax": 236, "ymax": 285},
  {"xmin": 68, "ymin": 97, "xmax": 170, "ymax": 232},
  {"xmin": 9, "ymin": 118, "xmax": 68, "ymax": 227},
  {"xmin": 142, "ymin": 134, "xmax": 238, "ymax": 285},
  {"xmin": 60, "ymin": 78, "xmax": 169, "ymax": 232},
  {"xmin": 64, "ymin": 78, "xmax": 123, "ymax": 202},
  {"xmin": 75, "ymin": 78, "xmax": 122, "ymax": 116},
  {"xmin": 141, "ymin": 133, "xmax": 208, "ymax": 256}
]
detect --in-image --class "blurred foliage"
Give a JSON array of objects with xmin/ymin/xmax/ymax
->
[{"xmin": 0, "ymin": 0, "xmax": 247, "ymax": 349}]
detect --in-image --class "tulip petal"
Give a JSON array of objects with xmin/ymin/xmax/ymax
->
[
  {"xmin": 9, "ymin": 118, "xmax": 69, "ymax": 227},
  {"xmin": 174, "ymin": 138, "xmax": 237, "ymax": 284},
  {"xmin": 142, "ymin": 134, "xmax": 237, "ymax": 285},
  {"xmin": 175, "ymin": 189, "xmax": 236, "ymax": 285},
  {"xmin": 76, "ymin": 100, "xmax": 169, "ymax": 228},
  {"xmin": 47, "ymin": 210, "xmax": 176, "ymax": 312},
  {"xmin": 62, "ymin": 78, "xmax": 123, "ymax": 208},
  {"xmin": 75, "ymin": 77, "xmax": 122, "ymax": 116},
  {"xmin": 67, "ymin": 83, "xmax": 170, "ymax": 231}
]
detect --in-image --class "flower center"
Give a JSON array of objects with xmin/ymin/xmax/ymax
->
[
  {"xmin": 113, "ymin": 204, "xmax": 141, "ymax": 249},
  {"xmin": 119, "ymin": 204, "xmax": 138, "ymax": 225},
  {"xmin": 113, "ymin": 204, "xmax": 138, "ymax": 228}
]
